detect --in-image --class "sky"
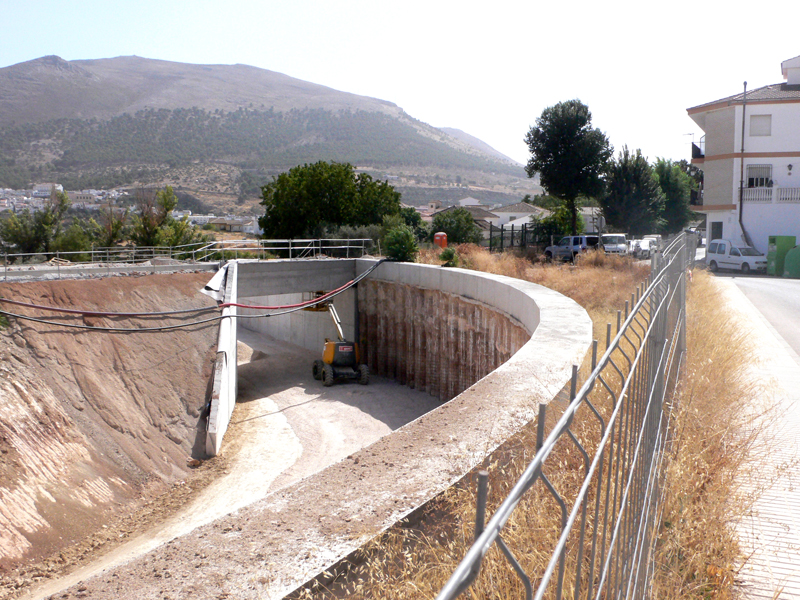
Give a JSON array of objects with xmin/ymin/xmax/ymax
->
[{"xmin": 1, "ymin": 0, "xmax": 798, "ymax": 165}]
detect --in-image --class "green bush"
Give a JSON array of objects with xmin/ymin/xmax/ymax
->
[
  {"xmin": 439, "ymin": 247, "xmax": 458, "ymax": 267},
  {"xmin": 384, "ymin": 225, "xmax": 418, "ymax": 262}
]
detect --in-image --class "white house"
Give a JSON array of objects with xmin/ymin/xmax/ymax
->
[
  {"xmin": 491, "ymin": 202, "xmax": 549, "ymax": 227},
  {"xmin": 687, "ymin": 55, "xmax": 800, "ymax": 252},
  {"xmin": 458, "ymin": 197, "xmax": 484, "ymax": 207}
]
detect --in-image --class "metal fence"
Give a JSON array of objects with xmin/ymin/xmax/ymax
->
[
  {"xmin": 437, "ymin": 232, "xmax": 696, "ymax": 600},
  {"xmin": 1, "ymin": 237, "xmax": 373, "ymax": 274}
]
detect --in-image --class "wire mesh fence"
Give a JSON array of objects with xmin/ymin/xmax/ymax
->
[{"xmin": 437, "ymin": 232, "xmax": 696, "ymax": 600}]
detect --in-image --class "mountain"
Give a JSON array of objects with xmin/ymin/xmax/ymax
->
[
  {"xmin": 0, "ymin": 56, "xmax": 538, "ymax": 211},
  {"xmin": 438, "ymin": 127, "xmax": 519, "ymax": 164}
]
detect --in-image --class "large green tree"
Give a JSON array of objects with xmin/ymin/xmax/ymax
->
[
  {"xmin": 524, "ymin": 100, "xmax": 613, "ymax": 235},
  {"xmin": 600, "ymin": 147, "xmax": 665, "ymax": 236},
  {"xmin": 654, "ymin": 158, "xmax": 694, "ymax": 234},
  {"xmin": 259, "ymin": 161, "xmax": 401, "ymax": 238},
  {"xmin": 430, "ymin": 208, "xmax": 483, "ymax": 244}
]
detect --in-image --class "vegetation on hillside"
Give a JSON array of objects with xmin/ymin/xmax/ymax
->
[{"xmin": 0, "ymin": 107, "xmax": 522, "ymax": 190}]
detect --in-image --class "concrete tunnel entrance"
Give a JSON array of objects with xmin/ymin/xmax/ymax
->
[
  {"xmin": 208, "ymin": 258, "xmax": 533, "ymax": 458},
  {"xmin": 221, "ymin": 256, "xmax": 530, "ymax": 491}
]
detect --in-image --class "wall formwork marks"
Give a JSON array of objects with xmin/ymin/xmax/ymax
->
[{"xmin": 359, "ymin": 280, "xmax": 529, "ymax": 402}]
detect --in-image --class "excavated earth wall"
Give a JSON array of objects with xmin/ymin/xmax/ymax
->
[
  {"xmin": 359, "ymin": 280, "xmax": 529, "ymax": 401},
  {"xmin": 0, "ymin": 273, "xmax": 218, "ymax": 575}
]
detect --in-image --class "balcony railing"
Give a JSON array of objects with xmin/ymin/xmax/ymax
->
[{"xmin": 742, "ymin": 187, "xmax": 800, "ymax": 203}]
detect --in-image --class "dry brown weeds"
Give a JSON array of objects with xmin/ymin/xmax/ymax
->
[{"xmin": 292, "ymin": 249, "xmax": 757, "ymax": 600}]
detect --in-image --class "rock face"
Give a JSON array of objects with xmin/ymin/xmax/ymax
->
[{"xmin": 0, "ymin": 273, "xmax": 218, "ymax": 570}]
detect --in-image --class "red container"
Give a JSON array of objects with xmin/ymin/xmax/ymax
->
[{"xmin": 434, "ymin": 232, "xmax": 448, "ymax": 249}]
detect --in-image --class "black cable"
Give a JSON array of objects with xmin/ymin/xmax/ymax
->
[{"xmin": 1, "ymin": 259, "xmax": 387, "ymax": 333}]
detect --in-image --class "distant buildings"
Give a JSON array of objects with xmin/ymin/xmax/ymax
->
[{"xmin": 428, "ymin": 197, "xmax": 551, "ymax": 238}]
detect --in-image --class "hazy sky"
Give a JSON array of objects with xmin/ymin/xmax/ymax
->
[{"xmin": 1, "ymin": 0, "xmax": 797, "ymax": 165}]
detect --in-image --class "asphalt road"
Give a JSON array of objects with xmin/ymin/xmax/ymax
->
[{"xmin": 730, "ymin": 275, "xmax": 800, "ymax": 358}]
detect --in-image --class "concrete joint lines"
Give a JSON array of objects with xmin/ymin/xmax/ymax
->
[{"xmin": 193, "ymin": 257, "xmax": 592, "ymax": 599}]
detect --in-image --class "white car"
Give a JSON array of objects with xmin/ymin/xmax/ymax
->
[
  {"xmin": 706, "ymin": 239, "xmax": 767, "ymax": 273},
  {"xmin": 601, "ymin": 234, "xmax": 628, "ymax": 255},
  {"xmin": 631, "ymin": 238, "xmax": 654, "ymax": 259}
]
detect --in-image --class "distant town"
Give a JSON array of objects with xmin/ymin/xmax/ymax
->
[{"xmin": 0, "ymin": 183, "xmax": 264, "ymax": 236}]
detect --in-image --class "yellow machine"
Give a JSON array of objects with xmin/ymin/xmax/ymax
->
[{"xmin": 311, "ymin": 303, "xmax": 369, "ymax": 387}]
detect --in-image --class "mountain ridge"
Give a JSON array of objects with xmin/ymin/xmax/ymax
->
[{"xmin": 0, "ymin": 55, "xmax": 537, "ymax": 209}]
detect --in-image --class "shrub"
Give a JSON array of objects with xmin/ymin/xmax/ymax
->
[
  {"xmin": 384, "ymin": 225, "xmax": 418, "ymax": 262},
  {"xmin": 439, "ymin": 247, "xmax": 458, "ymax": 267}
]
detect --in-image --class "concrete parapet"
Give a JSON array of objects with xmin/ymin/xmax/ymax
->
[{"xmin": 205, "ymin": 261, "xmax": 238, "ymax": 456}]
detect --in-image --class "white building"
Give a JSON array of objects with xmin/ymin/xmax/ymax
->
[
  {"xmin": 491, "ymin": 202, "xmax": 549, "ymax": 227},
  {"xmin": 32, "ymin": 183, "xmax": 63, "ymax": 198},
  {"xmin": 687, "ymin": 55, "xmax": 800, "ymax": 252},
  {"xmin": 458, "ymin": 197, "xmax": 484, "ymax": 207}
]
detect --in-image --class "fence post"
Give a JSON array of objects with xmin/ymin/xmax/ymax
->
[
  {"xmin": 289, "ymin": 239, "xmax": 293, "ymax": 260},
  {"xmin": 500, "ymin": 225, "xmax": 505, "ymax": 252}
]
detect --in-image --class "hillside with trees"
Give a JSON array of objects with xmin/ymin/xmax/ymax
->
[{"xmin": 0, "ymin": 56, "xmax": 538, "ymax": 211}]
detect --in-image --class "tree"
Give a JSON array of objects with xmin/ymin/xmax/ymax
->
[
  {"xmin": 430, "ymin": 208, "xmax": 483, "ymax": 244},
  {"xmin": 529, "ymin": 206, "xmax": 584, "ymax": 242},
  {"xmin": 600, "ymin": 147, "xmax": 665, "ymax": 236},
  {"xmin": 654, "ymin": 158, "xmax": 693, "ymax": 234},
  {"xmin": 129, "ymin": 185, "xmax": 205, "ymax": 248},
  {"xmin": 524, "ymin": 100, "xmax": 613, "ymax": 235},
  {"xmin": 259, "ymin": 161, "xmax": 401, "ymax": 239},
  {"xmin": 0, "ymin": 186, "xmax": 71, "ymax": 259},
  {"xmin": 130, "ymin": 186, "xmax": 178, "ymax": 247},
  {"xmin": 384, "ymin": 225, "xmax": 418, "ymax": 262},
  {"xmin": 399, "ymin": 206, "xmax": 429, "ymax": 241}
]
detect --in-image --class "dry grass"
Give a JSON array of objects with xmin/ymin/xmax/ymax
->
[
  {"xmin": 292, "ymin": 248, "xmax": 759, "ymax": 599},
  {"xmin": 651, "ymin": 269, "xmax": 770, "ymax": 599}
]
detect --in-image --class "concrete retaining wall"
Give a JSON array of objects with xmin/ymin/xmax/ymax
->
[
  {"xmin": 238, "ymin": 289, "xmax": 357, "ymax": 354},
  {"xmin": 205, "ymin": 262, "xmax": 238, "ymax": 456}
]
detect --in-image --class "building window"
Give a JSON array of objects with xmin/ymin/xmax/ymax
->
[
  {"xmin": 750, "ymin": 114, "xmax": 772, "ymax": 136},
  {"xmin": 747, "ymin": 164, "xmax": 772, "ymax": 188}
]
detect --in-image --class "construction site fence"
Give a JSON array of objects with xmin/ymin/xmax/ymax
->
[
  {"xmin": 486, "ymin": 222, "xmax": 552, "ymax": 252},
  {"xmin": 437, "ymin": 232, "xmax": 697, "ymax": 600},
  {"xmin": 1, "ymin": 238, "xmax": 374, "ymax": 271}
]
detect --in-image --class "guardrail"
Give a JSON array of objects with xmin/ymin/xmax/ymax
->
[
  {"xmin": 437, "ymin": 232, "xmax": 695, "ymax": 600},
  {"xmin": 1, "ymin": 238, "xmax": 373, "ymax": 278}
]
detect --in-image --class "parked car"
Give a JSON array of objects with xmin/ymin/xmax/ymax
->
[
  {"xmin": 631, "ymin": 238, "xmax": 654, "ymax": 259},
  {"xmin": 706, "ymin": 239, "xmax": 767, "ymax": 273},
  {"xmin": 601, "ymin": 234, "xmax": 628, "ymax": 255},
  {"xmin": 544, "ymin": 235, "xmax": 601, "ymax": 261},
  {"xmin": 642, "ymin": 234, "xmax": 662, "ymax": 252}
]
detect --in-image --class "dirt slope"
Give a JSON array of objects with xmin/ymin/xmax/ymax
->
[{"xmin": 0, "ymin": 272, "xmax": 218, "ymax": 580}]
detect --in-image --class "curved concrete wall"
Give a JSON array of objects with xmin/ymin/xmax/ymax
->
[{"xmin": 63, "ymin": 258, "xmax": 591, "ymax": 599}]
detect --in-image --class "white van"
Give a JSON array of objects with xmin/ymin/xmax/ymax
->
[
  {"xmin": 601, "ymin": 234, "xmax": 628, "ymax": 255},
  {"xmin": 706, "ymin": 239, "xmax": 767, "ymax": 273}
]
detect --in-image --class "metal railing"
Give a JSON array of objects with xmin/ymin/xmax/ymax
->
[
  {"xmin": 1, "ymin": 238, "xmax": 373, "ymax": 273},
  {"xmin": 437, "ymin": 232, "xmax": 696, "ymax": 600}
]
